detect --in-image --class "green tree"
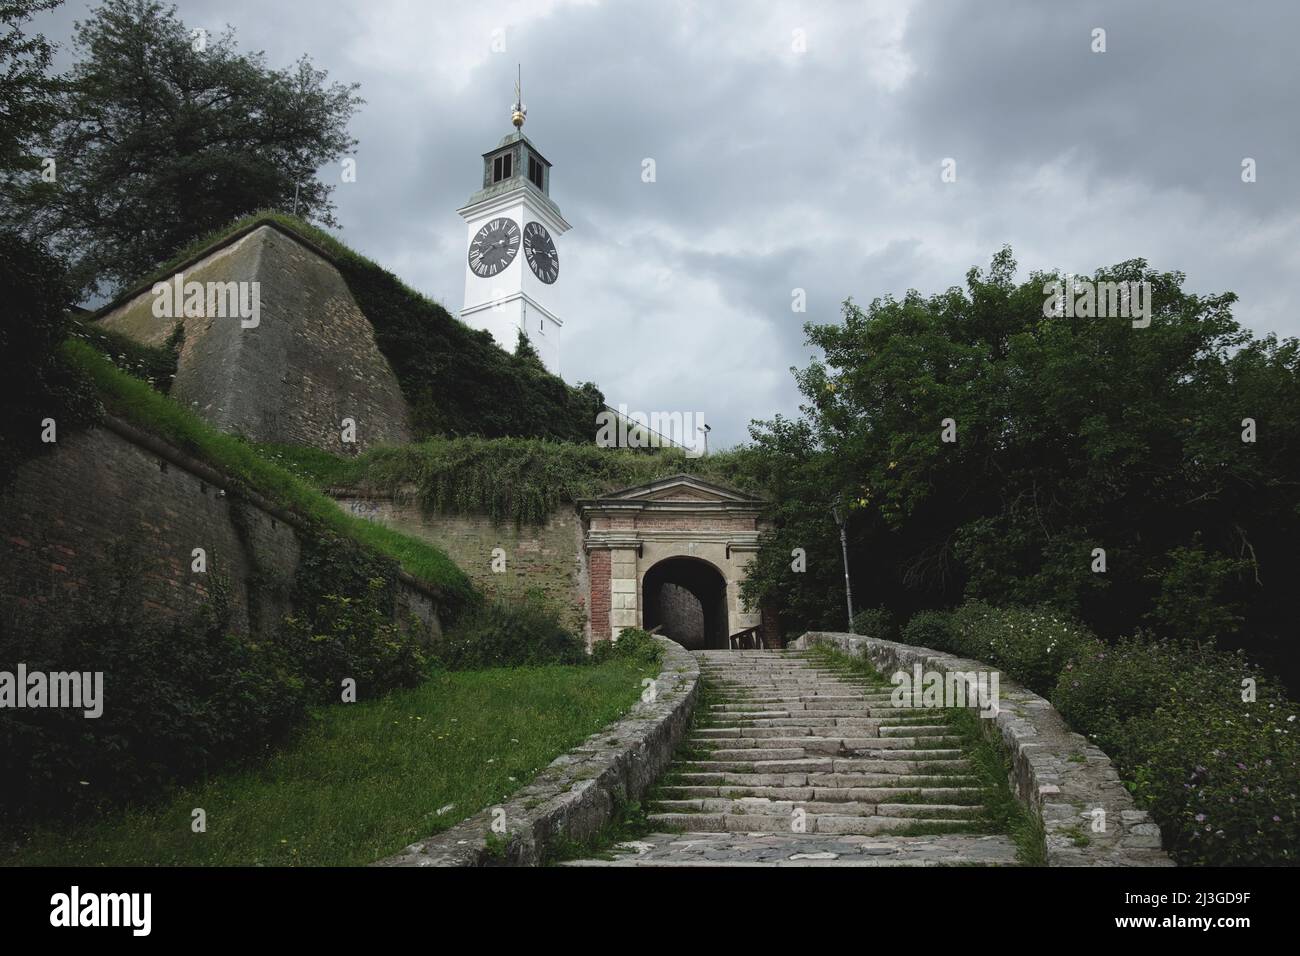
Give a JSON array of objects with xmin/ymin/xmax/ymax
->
[
  {"xmin": 748, "ymin": 248, "xmax": 1300, "ymax": 684},
  {"xmin": 513, "ymin": 327, "xmax": 542, "ymax": 364},
  {"xmin": 13, "ymin": 0, "xmax": 362, "ymax": 295},
  {"xmin": 0, "ymin": 229, "xmax": 99, "ymax": 486},
  {"xmin": 0, "ymin": 0, "xmax": 62, "ymax": 200}
]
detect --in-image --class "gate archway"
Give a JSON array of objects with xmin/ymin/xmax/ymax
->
[
  {"xmin": 641, "ymin": 556, "xmax": 729, "ymax": 650},
  {"xmin": 577, "ymin": 474, "xmax": 773, "ymax": 648}
]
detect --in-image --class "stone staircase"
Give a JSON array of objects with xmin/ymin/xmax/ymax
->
[{"xmin": 567, "ymin": 648, "xmax": 1020, "ymax": 866}]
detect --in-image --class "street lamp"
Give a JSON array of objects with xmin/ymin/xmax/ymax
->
[{"xmin": 830, "ymin": 496, "xmax": 855, "ymax": 633}]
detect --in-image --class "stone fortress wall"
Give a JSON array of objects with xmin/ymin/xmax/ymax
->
[
  {"xmin": 334, "ymin": 493, "xmax": 590, "ymax": 636},
  {"xmin": 0, "ymin": 418, "xmax": 440, "ymax": 644},
  {"xmin": 95, "ymin": 222, "xmax": 412, "ymax": 453}
]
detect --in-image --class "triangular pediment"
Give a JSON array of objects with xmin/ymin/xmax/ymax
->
[{"xmin": 605, "ymin": 474, "xmax": 762, "ymax": 504}]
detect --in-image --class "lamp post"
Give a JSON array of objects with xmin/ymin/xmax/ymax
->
[
  {"xmin": 699, "ymin": 422, "xmax": 712, "ymax": 457},
  {"xmin": 830, "ymin": 497, "xmax": 855, "ymax": 633}
]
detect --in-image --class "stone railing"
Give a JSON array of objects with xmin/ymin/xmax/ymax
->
[
  {"xmin": 373, "ymin": 637, "xmax": 700, "ymax": 866},
  {"xmin": 793, "ymin": 632, "xmax": 1173, "ymax": 867}
]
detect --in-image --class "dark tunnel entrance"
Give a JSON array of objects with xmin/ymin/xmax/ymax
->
[{"xmin": 641, "ymin": 556, "xmax": 729, "ymax": 650}]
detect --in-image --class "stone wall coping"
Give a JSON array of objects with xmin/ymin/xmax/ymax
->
[
  {"xmin": 88, "ymin": 217, "xmax": 339, "ymax": 323},
  {"xmin": 373, "ymin": 637, "xmax": 700, "ymax": 866},
  {"xmin": 794, "ymin": 632, "xmax": 1174, "ymax": 867}
]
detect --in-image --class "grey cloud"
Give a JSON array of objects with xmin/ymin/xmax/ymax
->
[{"xmin": 29, "ymin": 0, "xmax": 1300, "ymax": 447}]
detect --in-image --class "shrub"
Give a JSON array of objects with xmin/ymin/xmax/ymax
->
[
  {"xmin": 900, "ymin": 609, "xmax": 956, "ymax": 651},
  {"xmin": 435, "ymin": 597, "xmax": 585, "ymax": 670},
  {"xmin": 1111, "ymin": 697, "xmax": 1298, "ymax": 866},
  {"xmin": 279, "ymin": 587, "xmax": 428, "ymax": 702},
  {"xmin": 1053, "ymin": 636, "xmax": 1227, "ymax": 745},
  {"xmin": 906, "ymin": 602, "xmax": 1300, "ymax": 864},
  {"xmin": 901, "ymin": 601, "xmax": 1104, "ymax": 697},
  {"xmin": 850, "ymin": 607, "xmax": 898, "ymax": 641},
  {"xmin": 1144, "ymin": 541, "xmax": 1248, "ymax": 648},
  {"xmin": 1053, "ymin": 636, "xmax": 1298, "ymax": 865},
  {"xmin": 591, "ymin": 627, "xmax": 662, "ymax": 668},
  {"xmin": 0, "ymin": 531, "xmax": 437, "ymax": 830},
  {"xmin": 0, "ymin": 578, "xmax": 306, "ymax": 826},
  {"xmin": 280, "ymin": 532, "xmax": 431, "ymax": 700},
  {"xmin": 944, "ymin": 602, "xmax": 1095, "ymax": 695}
]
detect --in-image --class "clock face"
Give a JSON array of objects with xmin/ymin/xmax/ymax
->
[
  {"xmin": 523, "ymin": 221, "xmax": 559, "ymax": 284},
  {"xmin": 468, "ymin": 217, "xmax": 520, "ymax": 277}
]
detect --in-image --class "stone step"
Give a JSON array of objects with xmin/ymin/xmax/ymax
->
[
  {"xmin": 659, "ymin": 785, "xmax": 985, "ymax": 804},
  {"xmin": 647, "ymin": 812, "xmax": 981, "ymax": 836},
  {"xmin": 679, "ymin": 751, "xmax": 969, "ymax": 773},
  {"xmin": 877, "ymin": 713, "xmax": 953, "ymax": 724},
  {"xmin": 702, "ymin": 675, "xmax": 866, "ymax": 684},
  {"xmin": 671, "ymin": 766, "xmax": 974, "ymax": 788},
  {"xmin": 566, "ymin": 649, "xmax": 1010, "ymax": 867},
  {"xmin": 879, "ymin": 725, "xmax": 954, "ymax": 737},
  {"xmin": 705, "ymin": 710, "xmax": 920, "ymax": 722},
  {"xmin": 701, "ymin": 738, "xmax": 964, "ymax": 762},
  {"xmin": 710, "ymin": 701, "xmax": 872, "ymax": 712},
  {"xmin": 806, "ymin": 771, "xmax": 974, "ymax": 788},
  {"xmin": 706, "ymin": 716, "xmax": 883, "ymax": 728},
  {"xmin": 703, "ymin": 679, "xmax": 865, "ymax": 685},
  {"xmin": 709, "ymin": 695, "xmax": 869, "ymax": 704},
  {"xmin": 694, "ymin": 736, "xmax": 898, "ymax": 753},
  {"xmin": 651, "ymin": 798, "xmax": 984, "ymax": 819},
  {"xmin": 560, "ymin": 831, "xmax": 1019, "ymax": 867}
]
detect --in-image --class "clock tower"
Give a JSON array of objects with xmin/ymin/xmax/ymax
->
[{"xmin": 457, "ymin": 72, "xmax": 570, "ymax": 374}]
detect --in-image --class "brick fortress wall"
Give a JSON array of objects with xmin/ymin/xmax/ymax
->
[{"xmin": 335, "ymin": 494, "xmax": 589, "ymax": 639}]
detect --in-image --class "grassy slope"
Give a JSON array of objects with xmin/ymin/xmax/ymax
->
[
  {"xmin": 259, "ymin": 437, "xmax": 759, "ymax": 526},
  {"xmin": 5, "ymin": 659, "xmax": 655, "ymax": 867},
  {"xmin": 64, "ymin": 338, "xmax": 474, "ymax": 606}
]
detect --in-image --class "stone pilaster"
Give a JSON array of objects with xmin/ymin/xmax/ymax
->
[{"xmin": 609, "ymin": 547, "xmax": 639, "ymax": 638}]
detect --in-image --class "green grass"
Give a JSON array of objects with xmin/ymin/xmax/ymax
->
[
  {"xmin": 4, "ymin": 659, "xmax": 655, "ymax": 867},
  {"xmin": 63, "ymin": 338, "xmax": 474, "ymax": 609},
  {"xmin": 799, "ymin": 644, "xmax": 893, "ymax": 689},
  {"xmin": 945, "ymin": 707, "xmax": 1047, "ymax": 865},
  {"xmin": 257, "ymin": 435, "xmax": 758, "ymax": 526}
]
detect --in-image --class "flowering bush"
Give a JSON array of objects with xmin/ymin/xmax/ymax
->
[
  {"xmin": 945, "ymin": 602, "xmax": 1098, "ymax": 696},
  {"xmin": 1053, "ymin": 636, "xmax": 1238, "ymax": 743},
  {"xmin": 1056, "ymin": 637, "xmax": 1298, "ymax": 865},
  {"xmin": 900, "ymin": 603, "xmax": 1300, "ymax": 864},
  {"xmin": 1114, "ymin": 700, "xmax": 1298, "ymax": 866}
]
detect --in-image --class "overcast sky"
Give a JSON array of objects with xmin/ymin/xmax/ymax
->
[{"xmin": 34, "ymin": 0, "xmax": 1300, "ymax": 447}]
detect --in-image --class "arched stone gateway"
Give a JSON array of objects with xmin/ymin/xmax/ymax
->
[
  {"xmin": 577, "ymin": 475, "xmax": 774, "ymax": 649},
  {"xmin": 642, "ymin": 556, "xmax": 728, "ymax": 650}
]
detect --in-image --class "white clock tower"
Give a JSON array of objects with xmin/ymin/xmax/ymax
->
[{"xmin": 457, "ymin": 72, "xmax": 570, "ymax": 374}]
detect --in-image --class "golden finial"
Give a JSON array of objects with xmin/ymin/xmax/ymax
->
[{"xmin": 512, "ymin": 65, "xmax": 527, "ymax": 129}]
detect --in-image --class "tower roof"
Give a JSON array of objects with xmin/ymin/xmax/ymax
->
[
  {"xmin": 488, "ymin": 130, "xmax": 551, "ymax": 167},
  {"xmin": 460, "ymin": 128, "xmax": 564, "ymax": 226}
]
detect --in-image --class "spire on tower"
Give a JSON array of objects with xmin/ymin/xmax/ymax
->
[{"xmin": 512, "ymin": 65, "xmax": 527, "ymax": 129}]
